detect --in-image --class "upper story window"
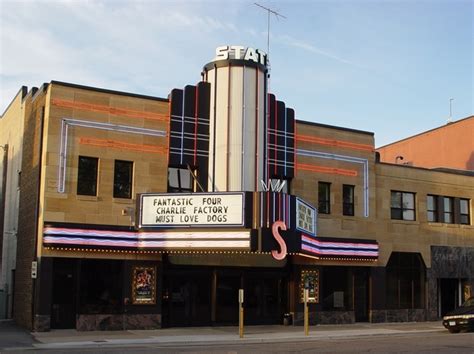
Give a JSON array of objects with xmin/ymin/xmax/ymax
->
[
  {"xmin": 460, "ymin": 199, "xmax": 470, "ymax": 225},
  {"xmin": 391, "ymin": 191, "xmax": 415, "ymax": 221},
  {"xmin": 168, "ymin": 167, "xmax": 193, "ymax": 193},
  {"xmin": 318, "ymin": 182, "xmax": 331, "ymax": 214},
  {"xmin": 342, "ymin": 184, "xmax": 355, "ymax": 216},
  {"xmin": 426, "ymin": 195, "xmax": 470, "ymax": 225},
  {"xmin": 77, "ymin": 156, "xmax": 98, "ymax": 196},
  {"xmin": 113, "ymin": 160, "xmax": 133, "ymax": 199},
  {"xmin": 443, "ymin": 197, "xmax": 454, "ymax": 224},
  {"xmin": 427, "ymin": 195, "xmax": 438, "ymax": 222}
]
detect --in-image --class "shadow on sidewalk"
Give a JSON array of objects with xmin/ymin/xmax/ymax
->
[{"xmin": 0, "ymin": 319, "xmax": 36, "ymax": 350}]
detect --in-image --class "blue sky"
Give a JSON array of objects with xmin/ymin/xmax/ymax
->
[{"xmin": 1, "ymin": 0, "xmax": 472, "ymax": 147}]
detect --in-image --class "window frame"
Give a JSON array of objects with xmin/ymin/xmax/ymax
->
[
  {"xmin": 460, "ymin": 198, "xmax": 470, "ymax": 225},
  {"xmin": 390, "ymin": 190, "xmax": 416, "ymax": 221},
  {"xmin": 443, "ymin": 196, "xmax": 454, "ymax": 224},
  {"xmin": 77, "ymin": 156, "xmax": 99, "ymax": 196},
  {"xmin": 318, "ymin": 182, "xmax": 331, "ymax": 214},
  {"xmin": 342, "ymin": 184, "xmax": 355, "ymax": 216},
  {"xmin": 168, "ymin": 167, "xmax": 194, "ymax": 193},
  {"xmin": 113, "ymin": 160, "xmax": 133, "ymax": 199},
  {"xmin": 426, "ymin": 195, "xmax": 438, "ymax": 222}
]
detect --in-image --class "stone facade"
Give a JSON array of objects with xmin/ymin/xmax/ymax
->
[
  {"xmin": 427, "ymin": 246, "xmax": 474, "ymax": 320},
  {"xmin": 76, "ymin": 314, "xmax": 161, "ymax": 331},
  {"xmin": 293, "ymin": 311, "xmax": 355, "ymax": 325},
  {"xmin": 2, "ymin": 78, "xmax": 473, "ymax": 331}
]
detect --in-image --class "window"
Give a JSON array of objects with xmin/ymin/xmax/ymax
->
[
  {"xmin": 79, "ymin": 259, "xmax": 122, "ymax": 314},
  {"xmin": 427, "ymin": 195, "xmax": 438, "ymax": 222},
  {"xmin": 443, "ymin": 197, "xmax": 454, "ymax": 224},
  {"xmin": 391, "ymin": 191, "xmax": 415, "ymax": 221},
  {"xmin": 113, "ymin": 160, "xmax": 133, "ymax": 199},
  {"xmin": 322, "ymin": 267, "xmax": 350, "ymax": 311},
  {"xmin": 77, "ymin": 156, "xmax": 98, "ymax": 196},
  {"xmin": 460, "ymin": 199, "xmax": 470, "ymax": 225},
  {"xmin": 318, "ymin": 182, "xmax": 331, "ymax": 214},
  {"xmin": 168, "ymin": 167, "xmax": 193, "ymax": 193},
  {"xmin": 386, "ymin": 252, "xmax": 426, "ymax": 309},
  {"xmin": 427, "ymin": 195, "xmax": 470, "ymax": 225},
  {"xmin": 342, "ymin": 185, "xmax": 355, "ymax": 216}
]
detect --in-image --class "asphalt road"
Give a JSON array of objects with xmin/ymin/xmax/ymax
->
[{"xmin": 3, "ymin": 331, "xmax": 472, "ymax": 354}]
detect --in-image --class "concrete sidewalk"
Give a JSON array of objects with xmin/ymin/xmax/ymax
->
[{"xmin": 29, "ymin": 321, "xmax": 446, "ymax": 350}]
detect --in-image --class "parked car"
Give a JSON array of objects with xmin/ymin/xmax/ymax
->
[{"xmin": 442, "ymin": 297, "xmax": 474, "ymax": 333}]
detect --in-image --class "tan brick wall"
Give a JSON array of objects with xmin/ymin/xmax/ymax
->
[
  {"xmin": 40, "ymin": 83, "xmax": 170, "ymax": 259},
  {"xmin": 292, "ymin": 121, "xmax": 474, "ymax": 268}
]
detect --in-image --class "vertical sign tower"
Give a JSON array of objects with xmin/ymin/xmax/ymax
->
[{"xmin": 202, "ymin": 46, "xmax": 269, "ymax": 192}]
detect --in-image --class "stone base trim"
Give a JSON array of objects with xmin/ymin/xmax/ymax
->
[
  {"xmin": 293, "ymin": 311, "xmax": 355, "ymax": 325},
  {"xmin": 33, "ymin": 315, "xmax": 51, "ymax": 332},
  {"xmin": 76, "ymin": 314, "xmax": 161, "ymax": 331},
  {"xmin": 370, "ymin": 309, "xmax": 427, "ymax": 323}
]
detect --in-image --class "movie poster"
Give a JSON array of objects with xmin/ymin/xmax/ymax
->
[{"xmin": 132, "ymin": 266, "xmax": 156, "ymax": 305}]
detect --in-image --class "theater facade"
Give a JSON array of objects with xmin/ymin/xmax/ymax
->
[{"xmin": 1, "ymin": 46, "xmax": 473, "ymax": 331}]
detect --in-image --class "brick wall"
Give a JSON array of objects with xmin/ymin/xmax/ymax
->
[{"xmin": 14, "ymin": 88, "xmax": 46, "ymax": 329}]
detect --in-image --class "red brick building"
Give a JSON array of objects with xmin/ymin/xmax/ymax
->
[{"xmin": 376, "ymin": 116, "xmax": 474, "ymax": 171}]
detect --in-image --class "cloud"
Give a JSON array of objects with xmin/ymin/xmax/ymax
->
[
  {"xmin": 276, "ymin": 34, "xmax": 361, "ymax": 67},
  {"xmin": 0, "ymin": 0, "xmax": 247, "ymax": 113}
]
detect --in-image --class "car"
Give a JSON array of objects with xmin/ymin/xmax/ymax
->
[{"xmin": 442, "ymin": 297, "xmax": 474, "ymax": 333}]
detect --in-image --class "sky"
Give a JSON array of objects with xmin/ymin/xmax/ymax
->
[{"xmin": 0, "ymin": 0, "xmax": 472, "ymax": 147}]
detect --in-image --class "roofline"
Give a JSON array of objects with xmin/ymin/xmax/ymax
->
[
  {"xmin": 376, "ymin": 115, "xmax": 474, "ymax": 150},
  {"xmin": 0, "ymin": 86, "xmax": 28, "ymax": 118},
  {"xmin": 296, "ymin": 119, "xmax": 374, "ymax": 136},
  {"xmin": 50, "ymin": 81, "xmax": 169, "ymax": 102},
  {"xmin": 377, "ymin": 161, "xmax": 474, "ymax": 177}
]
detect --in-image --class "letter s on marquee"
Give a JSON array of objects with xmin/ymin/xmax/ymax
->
[{"xmin": 271, "ymin": 221, "xmax": 287, "ymax": 261}]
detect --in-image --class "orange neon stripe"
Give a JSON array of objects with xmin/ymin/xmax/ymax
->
[
  {"xmin": 296, "ymin": 135, "xmax": 374, "ymax": 152},
  {"xmin": 79, "ymin": 137, "xmax": 168, "ymax": 154},
  {"xmin": 297, "ymin": 163, "xmax": 358, "ymax": 177},
  {"xmin": 51, "ymin": 99, "xmax": 169, "ymax": 122}
]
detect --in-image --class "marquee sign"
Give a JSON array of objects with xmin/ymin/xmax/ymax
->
[
  {"xmin": 139, "ymin": 192, "xmax": 244, "ymax": 228},
  {"xmin": 296, "ymin": 198, "xmax": 317, "ymax": 237}
]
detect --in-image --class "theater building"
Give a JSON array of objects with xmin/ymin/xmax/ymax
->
[{"xmin": 1, "ymin": 46, "xmax": 473, "ymax": 331}]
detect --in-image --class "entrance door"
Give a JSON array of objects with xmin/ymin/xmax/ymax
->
[
  {"xmin": 245, "ymin": 276, "xmax": 284, "ymax": 324},
  {"xmin": 163, "ymin": 271, "xmax": 211, "ymax": 327},
  {"xmin": 353, "ymin": 269, "xmax": 369, "ymax": 322},
  {"xmin": 440, "ymin": 278, "xmax": 458, "ymax": 316},
  {"xmin": 51, "ymin": 259, "xmax": 76, "ymax": 329},
  {"xmin": 215, "ymin": 273, "xmax": 241, "ymax": 324}
]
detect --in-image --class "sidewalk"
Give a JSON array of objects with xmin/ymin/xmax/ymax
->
[{"xmin": 29, "ymin": 321, "xmax": 445, "ymax": 350}]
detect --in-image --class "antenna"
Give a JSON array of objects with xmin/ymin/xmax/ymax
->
[
  {"xmin": 447, "ymin": 98, "xmax": 454, "ymax": 124},
  {"xmin": 254, "ymin": 3, "xmax": 286, "ymax": 58}
]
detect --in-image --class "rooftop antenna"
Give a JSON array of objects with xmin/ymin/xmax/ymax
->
[
  {"xmin": 447, "ymin": 98, "xmax": 454, "ymax": 124},
  {"xmin": 254, "ymin": 3, "xmax": 286, "ymax": 60}
]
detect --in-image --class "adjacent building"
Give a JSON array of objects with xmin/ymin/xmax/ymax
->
[
  {"xmin": 1, "ymin": 46, "xmax": 473, "ymax": 331},
  {"xmin": 376, "ymin": 116, "xmax": 474, "ymax": 171}
]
